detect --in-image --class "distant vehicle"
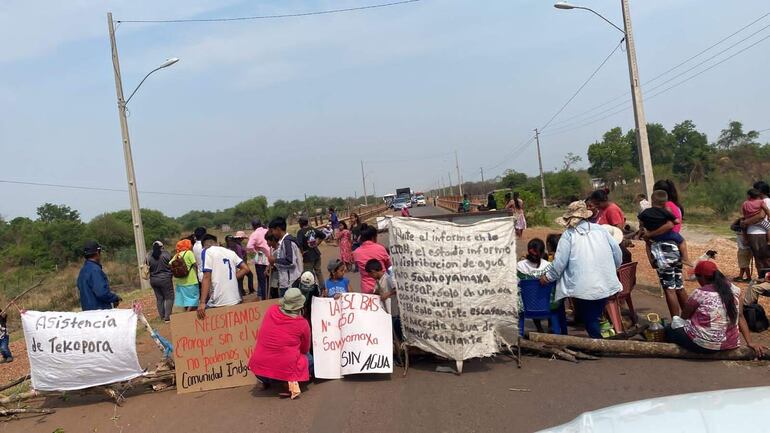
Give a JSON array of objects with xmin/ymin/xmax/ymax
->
[
  {"xmin": 382, "ymin": 193, "xmax": 396, "ymax": 205},
  {"xmin": 396, "ymin": 187, "xmax": 412, "ymax": 199},
  {"xmin": 391, "ymin": 197, "xmax": 411, "ymax": 210},
  {"xmin": 414, "ymin": 194, "xmax": 427, "ymax": 206}
]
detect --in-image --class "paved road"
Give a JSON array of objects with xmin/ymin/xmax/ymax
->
[{"xmin": 9, "ymin": 208, "xmax": 770, "ymax": 433}]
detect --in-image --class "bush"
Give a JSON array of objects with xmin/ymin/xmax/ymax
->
[{"xmin": 687, "ymin": 175, "xmax": 745, "ymax": 220}]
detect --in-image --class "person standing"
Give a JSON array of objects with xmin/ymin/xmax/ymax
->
[
  {"xmin": 352, "ymin": 224, "xmax": 391, "ymax": 294},
  {"xmin": 329, "ymin": 207, "xmax": 340, "ymax": 242},
  {"xmin": 146, "ymin": 241, "xmax": 174, "ymax": 323},
  {"xmin": 246, "ymin": 219, "xmax": 271, "ymax": 300},
  {"xmin": 506, "ymin": 192, "xmax": 527, "ymax": 237},
  {"xmin": 197, "ymin": 234, "xmax": 251, "ymax": 320},
  {"xmin": 337, "ymin": 221, "xmax": 354, "ymax": 270},
  {"xmin": 171, "ymin": 239, "xmax": 199, "ymax": 312},
  {"xmin": 227, "ymin": 233, "xmax": 254, "ymax": 296},
  {"xmin": 741, "ymin": 181, "xmax": 770, "ymax": 280},
  {"xmin": 590, "ymin": 190, "xmax": 625, "ymax": 231},
  {"xmin": 0, "ymin": 312, "xmax": 12, "ymax": 363},
  {"xmin": 192, "ymin": 227, "xmax": 207, "ymax": 282},
  {"xmin": 487, "ymin": 193, "xmax": 498, "ymax": 211},
  {"xmin": 540, "ymin": 202, "xmax": 623, "ymax": 339},
  {"xmin": 297, "ymin": 216, "xmax": 326, "ymax": 292},
  {"xmin": 77, "ymin": 241, "xmax": 121, "ymax": 311},
  {"xmin": 269, "ymin": 217, "xmax": 304, "ymax": 297}
]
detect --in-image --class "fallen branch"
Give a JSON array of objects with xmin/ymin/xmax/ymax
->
[
  {"xmin": 0, "ymin": 408, "xmax": 54, "ymax": 417},
  {"xmin": 519, "ymin": 339, "xmax": 577, "ymax": 363},
  {"xmin": 1, "ymin": 279, "xmax": 44, "ymax": 315},
  {"xmin": 0, "ymin": 375, "xmax": 29, "ymax": 393},
  {"xmin": 529, "ymin": 332, "xmax": 766, "ymax": 360}
]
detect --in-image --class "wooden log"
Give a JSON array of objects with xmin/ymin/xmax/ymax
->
[
  {"xmin": 0, "ymin": 375, "xmax": 29, "ymax": 393},
  {"xmin": 0, "ymin": 408, "xmax": 54, "ymax": 417},
  {"xmin": 519, "ymin": 339, "xmax": 578, "ymax": 363},
  {"xmin": 606, "ymin": 323, "xmax": 649, "ymax": 340},
  {"xmin": 529, "ymin": 332, "xmax": 766, "ymax": 360}
]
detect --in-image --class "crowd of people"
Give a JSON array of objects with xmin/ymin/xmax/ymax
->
[{"xmin": 68, "ymin": 184, "xmax": 770, "ymax": 396}]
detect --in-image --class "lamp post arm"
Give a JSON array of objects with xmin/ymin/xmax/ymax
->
[
  {"xmin": 575, "ymin": 6, "xmax": 625, "ymax": 34},
  {"xmin": 124, "ymin": 66, "xmax": 163, "ymax": 106}
]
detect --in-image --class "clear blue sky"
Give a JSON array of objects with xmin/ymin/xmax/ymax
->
[{"xmin": 1, "ymin": 0, "xmax": 768, "ymax": 220}]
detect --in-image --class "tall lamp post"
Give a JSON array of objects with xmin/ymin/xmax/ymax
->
[
  {"xmin": 108, "ymin": 12, "xmax": 179, "ymax": 290},
  {"xmin": 554, "ymin": 1, "xmax": 654, "ymax": 198}
]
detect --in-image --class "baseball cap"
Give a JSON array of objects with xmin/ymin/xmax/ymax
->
[
  {"xmin": 327, "ymin": 258, "xmax": 344, "ymax": 273},
  {"xmin": 300, "ymin": 271, "xmax": 316, "ymax": 287},
  {"xmin": 152, "ymin": 240, "xmax": 163, "ymax": 248},
  {"xmin": 83, "ymin": 240, "xmax": 103, "ymax": 256},
  {"xmin": 694, "ymin": 260, "xmax": 718, "ymax": 278}
]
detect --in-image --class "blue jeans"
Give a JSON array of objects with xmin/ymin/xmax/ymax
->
[
  {"xmin": 573, "ymin": 298, "xmax": 608, "ymax": 339},
  {"xmin": 0, "ymin": 335, "xmax": 11, "ymax": 360},
  {"xmin": 257, "ymin": 353, "xmax": 314, "ymax": 384}
]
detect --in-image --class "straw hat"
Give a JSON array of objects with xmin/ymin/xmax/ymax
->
[
  {"xmin": 555, "ymin": 201, "xmax": 594, "ymax": 228},
  {"xmin": 601, "ymin": 224, "xmax": 624, "ymax": 244},
  {"xmin": 234, "ymin": 231, "xmax": 247, "ymax": 239},
  {"xmin": 280, "ymin": 288, "xmax": 306, "ymax": 313}
]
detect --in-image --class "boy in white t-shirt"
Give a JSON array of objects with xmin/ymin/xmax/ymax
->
[{"xmin": 197, "ymin": 234, "xmax": 251, "ymax": 319}]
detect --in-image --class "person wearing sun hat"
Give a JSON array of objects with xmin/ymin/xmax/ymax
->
[
  {"xmin": 665, "ymin": 261, "xmax": 764, "ymax": 357},
  {"xmin": 292, "ymin": 271, "xmax": 320, "ymax": 321},
  {"xmin": 540, "ymin": 201, "xmax": 623, "ymax": 338},
  {"xmin": 248, "ymin": 287, "xmax": 313, "ymax": 398}
]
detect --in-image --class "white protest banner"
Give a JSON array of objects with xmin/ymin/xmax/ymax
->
[
  {"xmin": 311, "ymin": 293, "xmax": 393, "ymax": 379},
  {"xmin": 389, "ymin": 217, "xmax": 518, "ymax": 369},
  {"xmin": 22, "ymin": 310, "xmax": 143, "ymax": 391}
]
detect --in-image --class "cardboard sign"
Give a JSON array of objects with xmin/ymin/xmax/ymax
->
[
  {"xmin": 311, "ymin": 293, "xmax": 393, "ymax": 379},
  {"xmin": 388, "ymin": 217, "xmax": 518, "ymax": 363},
  {"xmin": 22, "ymin": 310, "xmax": 143, "ymax": 391},
  {"xmin": 171, "ymin": 300, "xmax": 277, "ymax": 394}
]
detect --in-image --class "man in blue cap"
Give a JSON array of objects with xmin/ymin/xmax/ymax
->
[{"xmin": 76, "ymin": 240, "xmax": 122, "ymax": 311}]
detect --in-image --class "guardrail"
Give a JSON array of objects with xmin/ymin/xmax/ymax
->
[
  {"xmin": 436, "ymin": 195, "xmax": 487, "ymax": 213},
  {"xmin": 311, "ymin": 203, "xmax": 389, "ymax": 227}
]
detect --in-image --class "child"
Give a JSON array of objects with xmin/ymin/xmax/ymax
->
[
  {"xmin": 545, "ymin": 233, "xmax": 561, "ymax": 262},
  {"xmin": 293, "ymin": 271, "xmax": 320, "ymax": 321},
  {"xmin": 517, "ymin": 239, "xmax": 566, "ymax": 334},
  {"xmin": 731, "ymin": 220, "xmax": 753, "ymax": 282},
  {"xmin": 639, "ymin": 190, "xmax": 692, "ymax": 318},
  {"xmin": 325, "ymin": 259, "xmax": 350, "ymax": 299},
  {"xmin": 741, "ymin": 188, "xmax": 770, "ymax": 245},
  {"xmin": 0, "ymin": 311, "xmax": 12, "ymax": 363},
  {"xmin": 365, "ymin": 259, "xmax": 402, "ymax": 342},
  {"xmin": 636, "ymin": 193, "xmax": 651, "ymax": 212}
]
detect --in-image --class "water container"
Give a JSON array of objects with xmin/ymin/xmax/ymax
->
[{"xmin": 644, "ymin": 313, "xmax": 666, "ymax": 342}]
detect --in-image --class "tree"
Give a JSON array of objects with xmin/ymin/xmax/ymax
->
[
  {"xmin": 562, "ymin": 153, "xmax": 582, "ymax": 171},
  {"xmin": 628, "ymin": 123, "xmax": 673, "ymax": 169},
  {"xmin": 715, "ymin": 120, "xmax": 760, "ymax": 150},
  {"xmin": 587, "ymin": 127, "xmax": 633, "ymax": 181},
  {"xmin": 671, "ymin": 120, "xmax": 712, "ymax": 181},
  {"xmin": 231, "ymin": 197, "xmax": 269, "ymax": 228},
  {"xmin": 500, "ymin": 170, "xmax": 528, "ymax": 190},
  {"xmin": 36, "ymin": 203, "xmax": 80, "ymax": 223}
]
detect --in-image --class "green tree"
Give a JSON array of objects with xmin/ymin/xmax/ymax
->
[
  {"xmin": 109, "ymin": 209, "xmax": 181, "ymax": 248},
  {"xmin": 562, "ymin": 153, "xmax": 582, "ymax": 171},
  {"xmin": 628, "ymin": 123, "xmax": 674, "ymax": 169},
  {"xmin": 36, "ymin": 203, "xmax": 81, "ymax": 223},
  {"xmin": 587, "ymin": 127, "xmax": 633, "ymax": 181},
  {"xmin": 231, "ymin": 197, "xmax": 269, "ymax": 228},
  {"xmin": 671, "ymin": 120, "xmax": 712, "ymax": 181},
  {"xmin": 85, "ymin": 213, "xmax": 134, "ymax": 253},
  {"xmin": 500, "ymin": 170, "xmax": 528, "ymax": 190},
  {"xmin": 715, "ymin": 120, "xmax": 760, "ymax": 150}
]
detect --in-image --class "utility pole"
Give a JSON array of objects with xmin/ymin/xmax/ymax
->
[
  {"xmin": 360, "ymin": 160, "xmax": 368, "ymax": 206},
  {"xmin": 480, "ymin": 167, "xmax": 485, "ymax": 183},
  {"xmin": 303, "ymin": 193, "xmax": 308, "ymax": 216},
  {"xmin": 534, "ymin": 128, "xmax": 547, "ymax": 207},
  {"xmin": 621, "ymin": 0, "xmax": 654, "ymax": 198},
  {"xmin": 448, "ymin": 171, "xmax": 455, "ymax": 196},
  {"xmin": 454, "ymin": 150, "xmax": 463, "ymax": 197},
  {"xmin": 108, "ymin": 13, "xmax": 149, "ymax": 290},
  {"xmin": 372, "ymin": 181, "xmax": 376, "ymax": 199}
]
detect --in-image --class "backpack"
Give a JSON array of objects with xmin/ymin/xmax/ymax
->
[
  {"xmin": 743, "ymin": 303, "xmax": 769, "ymax": 332},
  {"xmin": 305, "ymin": 228, "xmax": 319, "ymax": 249},
  {"xmin": 171, "ymin": 251, "xmax": 191, "ymax": 278}
]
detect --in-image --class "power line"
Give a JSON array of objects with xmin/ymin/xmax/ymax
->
[
  {"xmin": 539, "ymin": 38, "xmax": 625, "ymax": 132},
  {"xmin": 0, "ymin": 179, "xmax": 304, "ymax": 201},
  {"xmin": 541, "ymin": 33, "xmax": 770, "ymax": 138},
  {"xmin": 546, "ymin": 12, "xmax": 770, "ymax": 129},
  {"xmin": 116, "ymin": 0, "xmax": 421, "ymax": 24},
  {"xmin": 483, "ymin": 135, "xmax": 536, "ymax": 174}
]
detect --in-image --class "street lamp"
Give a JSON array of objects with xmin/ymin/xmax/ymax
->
[
  {"xmin": 107, "ymin": 12, "xmax": 179, "ymax": 290},
  {"xmin": 554, "ymin": 1, "xmax": 654, "ymax": 198}
]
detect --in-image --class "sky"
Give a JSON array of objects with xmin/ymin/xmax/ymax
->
[{"xmin": 1, "ymin": 0, "xmax": 768, "ymax": 220}]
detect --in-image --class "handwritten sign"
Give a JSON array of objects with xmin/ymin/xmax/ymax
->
[
  {"xmin": 389, "ymin": 217, "xmax": 518, "ymax": 365},
  {"xmin": 171, "ymin": 300, "xmax": 277, "ymax": 394},
  {"xmin": 311, "ymin": 293, "xmax": 393, "ymax": 379},
  {"xmin": 21, "ymin": 310, "xmax": 143, "ymax": 391}
]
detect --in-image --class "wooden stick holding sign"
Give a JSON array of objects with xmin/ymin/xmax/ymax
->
[{"xmin": 0, "ymin": 279, "xmax": 44, "ymax": 315}]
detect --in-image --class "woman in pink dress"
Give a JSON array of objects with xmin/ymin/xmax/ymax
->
[{"xmin": 337, "ymin": 221, "xmax": 354, "ymax": 269}]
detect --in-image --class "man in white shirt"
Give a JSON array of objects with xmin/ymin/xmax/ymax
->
[
  {"xmin": 193, "ymin": 227, "xmax": 207, "ymax": 282},
  {"xmin": 197, "ymin": 234, "xmax": 251, "ymax": 319}
]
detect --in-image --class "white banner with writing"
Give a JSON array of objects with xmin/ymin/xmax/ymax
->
[
  {"xmin": 389, "ymin": 217, "xmax": 518, "ymax": 363},
  {"xmin": 22, "ymin": 310, "xmax": 143, "ymax": 391},
  {"xmin": 311, "ymin": 293, "xmax": 393, "ymax": 379}
]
